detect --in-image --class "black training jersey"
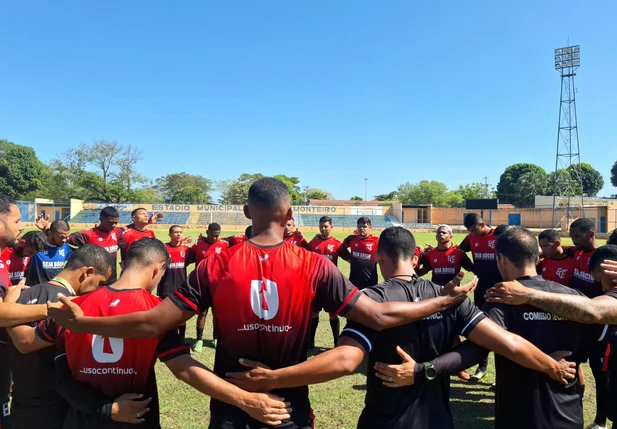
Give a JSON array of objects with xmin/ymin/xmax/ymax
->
[
  {"xmin": 8, "ymin": 282, "xmax": 72, "ymax": 428},
  {"xmin": 341, "ymin": 278, "xmax": 486, "ymax": 429},
  {"xmin": 484, "ymin": 276, "xmax": 608, "ymax": 429}
]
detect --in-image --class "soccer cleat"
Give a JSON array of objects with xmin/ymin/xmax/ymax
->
[
  {"xmin": 192, "ymin": 339, "xmax": 204, "ymax": 353},
  {"xmin": 212, "ymin": 339, "xmax": 217, "ymax": 349},
  {"xmin": 457, "ymin": 371, "xmax": 471, "ymax": 381},
  {"xmin": 585, "ymin": 424, "xmax": 607, "ymax": 429},
  {"xmin": 470, "ymin": 367, "xmax": 488, "ymax": 382}
]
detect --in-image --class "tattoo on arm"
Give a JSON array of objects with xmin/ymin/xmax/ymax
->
[{"xmin": 529, "ymin": 291, "xmax": 616, "ymax": 324}]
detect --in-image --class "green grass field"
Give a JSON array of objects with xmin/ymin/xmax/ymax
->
[{"xmin": 78, "ymin": 228, "xmax": 604, "ymax": 428}]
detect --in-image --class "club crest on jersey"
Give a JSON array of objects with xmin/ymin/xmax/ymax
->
[
  {"xmin": 216, "ymin": 247, "xmax": 222, "ymax": 254},
  {"xmin": 366, "ymin": 244, "xmax": 373, "ymax": 251},
  {"xmin": 448, "ymin": 255, "xmax": 456, "ymax": 264},
  {"xmin": 327, "ymin": 244, "xmax": 335, "ymax": 252},
  {"xmin": 556, "ymin": 268, "xmax": 568, "ymax": 279},
  {"xmin": 59, "ymin": 248, "xmax": 66, "ymax": 257},
  {"xmin": 111, "ymin": 232, "xmax": 117, "ymax": 241},
  {"xmin": 180, "ymin": 251, "xmax": 186, "ymax": 258},
  {"xmin": 315, "ymin": 246, "xmax": 319, "ymax": 251},
  {"xmin": 250, "ymin": 279, "xmax": 279, "ymax": 320},
  {"xmin": 488, "ymin": 240, "xmax": 496, "ymax": 249}
]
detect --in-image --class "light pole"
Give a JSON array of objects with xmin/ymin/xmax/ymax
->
[{"xmin": 364, "ymin": 178, "xmax": 368, "ymax": 201}]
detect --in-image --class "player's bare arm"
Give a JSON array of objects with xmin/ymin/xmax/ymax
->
[
  {"xmin": 487, "ymin": 280, "xmax": 617, "ymax": 324},
  {"xmin": 165, "ymin": 354, "xmax": 292, "ymax": 426},
  {"xmin": 49, "ymin": 295, "xmax": 193, "ymax": 338},
  {"xmin": 0, "ymin": 302, "xmax": 52, "ymax": 327},
  {"xmin": 347, "ymin": 272, "xmax": 478, "ymax": 331},
  {"xmin": 8, "ymin": 324, "xmax": 51, "ymax": 354},
  {"xmin": 226, "ymin": 337, "xmax": 367, "ymax": 392}
]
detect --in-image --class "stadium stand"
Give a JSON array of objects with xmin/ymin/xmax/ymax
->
[
  {"xmin": 70, "ymin": 210, "xmax": 189, "ymax": 225},
  {"xmin": 196, "ymin": 212, "xmax": 251, "ymax": 226},
  {"xmin": 295, "ymin": 214, "xmax": 394, "ymax": 228}
]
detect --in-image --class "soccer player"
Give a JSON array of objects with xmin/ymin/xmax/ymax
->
[
  {"xmin": 418, "ymin": 224, "xmax": 474, "ymax": 284},
  {"xmin": 225, "ymin": 227, "xmax": 577, "ymax": 429},
  {"xmin": 283, "ymin": 218, "xmax": 310, "ymax": 249},
  {"xmin": 307, "ymin": 216, "xmax": 345, "ymax": 348},
  {"xmin": 189, "ymin": 222, "xmax": 230, "ymax": 352},
  {"xmin": 488, "ymin": 245, "xmax": 617, "ymax": 428},
  {"xmin": 225, "ymin": 225, "xmax": 253, "ymax": 248},
  {"xmin": 1, "ymin": 231, "xmax": 47, "ymax": 285},
  {"xmin": 26, "ymin": 219, "xmax": 72, "ymax": 286},
  {"xmin": 7, "ymin": 245, "xmax": 113, "ymax": 429},
  {"xmin": 340, "ymin": 216, "xmax": 379, "ymax": 289},
  {"xmin": 118, "ymin": 208, "xmax": 157, "ymax": 262},
  {"xmin": 459, "ymin": 212, "xmax": 501, "ymax": 381},
  {"xmin": 49, "ymin": 177, "xmax": 480, "ymax": 429},
  {"xmin": 537, "ymin": 229, "xmax": 575, "ymax": 286},
  {"xmin": 159, "ymin": 225, "xmax": 191, "ymax": 339},
  {"xmin": 14, "ymin": 239, "xmax": 291, "ymax": 428},
  {"xmin": 65, "ymin": 206, "xmax": 123, "ymax": 282}
]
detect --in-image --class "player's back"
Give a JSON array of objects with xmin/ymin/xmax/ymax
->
[
  {"xmin": 185, "ymin": 240, "xmax": 358, "ymax": 428},
  {"xmin": 484, "ymin": 276, "xmax": 607, "ymax": 429},
  {"xmin": 341, "ymin": 278, "xmax": 485, "ymax": 429}
]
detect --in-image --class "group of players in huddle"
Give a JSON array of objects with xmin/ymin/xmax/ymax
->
[{"xmin": 1, "ymin": 176, "xmax": 617, "ymax": 429}]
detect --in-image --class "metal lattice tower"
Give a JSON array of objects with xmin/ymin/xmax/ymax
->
[{"xmin": 552, "ymin": 45, "xmax": 585, "ymax": 227}]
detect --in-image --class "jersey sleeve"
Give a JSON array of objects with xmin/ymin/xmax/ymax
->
[
  {"xmin": 313, "ymin": 255, "xmax": 361, "ymax": 316},
  {"xmin": 67, "ymin": 230, "xmax": 89, "ymax": 247},
  {"xmin": 340, "ymin": 319, "xmax": 377, "ymax": 353},
  {"xmin": 155, "ymin": 329, "xmax": 191, "ymax": 362},
  {"xmin": 536, "ymin": 259, "xmax": 543, "ymax": 275},
  {"xmin": 453, "ymin": 298, "xmax": 487, "ymax": 337},
  {"xmin": 460, "ymin": 250, "xmax": 474, "ymax": 272},
  {"xmin": 459, "ymin": 235, "xmax": 471, "ymax": 253},
  {"xmin": 25, "ymin": 255, "xmax": 42, "ymax": 286},
  {"xmin": 169, "ymin": 259, "xmax": 213, "ymax": 314},
  {"xmin": 36, "ymin": 317, "xmax": 61, "ymax": 343}
]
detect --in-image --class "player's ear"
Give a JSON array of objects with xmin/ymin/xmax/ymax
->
[
  {"xmin": 286, "ymin": 207, "xmax": 293, "ymax": 221},
  {"xmin": 412, "ymin": 254, "xmax": 418, "ymax": 268},
  {"xmin": 590, "ymin": 230, "xmax": 595, "ymax": 239},
  {"xmin": 243, "ymin": 205, "xmax": 252, "ymax": 220}
]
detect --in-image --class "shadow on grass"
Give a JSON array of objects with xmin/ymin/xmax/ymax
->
[{"xmin": 449, "ymin": 381, "xmax": 495, "ymax": 429}]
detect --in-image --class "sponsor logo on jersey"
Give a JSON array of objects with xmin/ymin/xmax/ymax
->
[
  {"xmin": 250, "ymin": 279, "xmax": 279, "ymax": 320},
  {"xmin": 26, "ymin": 298, "xmax": 38, "ymax": 305},
  {"xmin": 109, "ymin": 299, "xmax": 121, "ymax": 308},
  {"xmin": 352, "ymin": 251, "xmax": 371, "ymax": 260},
  {"xmin": 523, "ymin": 311, "xmax": 565, "ymax": 321},
  {"xmin": 573, "ymin": 268, "xmax": 594, "ymax": 283},
  {"xmin": 473, "ymin": 252, "xmax": 495, "ymax": 260},
  {"xmin": 42, "ymin": 261, "xmax": 66, "ymax": 269}
]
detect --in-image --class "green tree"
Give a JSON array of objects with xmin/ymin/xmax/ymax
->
[
  {"xmin": 567, "ymin": 163, "xmax": 604, "ymax": 196},
  {"xmin": 155, "ymin": 173, "xmax": 214, "ymax": 203},
  {"xmin": 457, "ymin": 182, "xmax": 495, "ymax": 200},
  {"xmin": 397, "ymin": 180, "xmax": 449, "ymax": 205},
  {"xmin": 548, "ymin": 169, "xmax": 583, "ymax": 197},
  {"xmin": 306, "ymin": 188, "xmax": 331, "ymax": 200},
  {"xmin": 350, "ymin": 196, "xmax": 363, "ymax": 201},
  {"xmin": 374, "ymin": 191, "xmax": 398, "ymax": 201},
  {"xmin": 437, "ymin": 190, "xmax": 464, "ymax": 208},
  {"xmin": 273, "ymin": 175, "xmax": 303, "ymax": 204},
  {"xmin": 497, "ymin": 163, "xmax": 547, "ymax": 204},
  {"xmin": 514, "ymin": 169, "xmax": 550, "ymax": 206},
  {"xmin": 612, "ymin": 161, "xmax": 617, "ymax": 188},
  {"xmin": 0, "ymin": 139, "xmax": 45, "ymax": 198},
  {"xmin": 218, "ymin": 174, "xmax": 265, "ymax": 204}
]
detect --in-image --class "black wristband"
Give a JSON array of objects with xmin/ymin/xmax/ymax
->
[
  {"xmin": 415, "ymin": 362, "xmax": 425, "ymax": 380},
  {"xmin": 99, "ymin": 403, "xmax": 113, "ymax": 422}
]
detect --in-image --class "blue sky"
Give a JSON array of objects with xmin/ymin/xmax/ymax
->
[{"xmin": 1, "ymin": 1, "xmax": 616, "ymax": 201}]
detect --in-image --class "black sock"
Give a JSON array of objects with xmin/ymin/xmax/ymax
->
[
  {"xmin": 196, "ymin": 327, "xmax": 204, "ymax": 341},
  {"xmin": 309, "ymin": 316, "xmax": 319, "ymax": 347},
  {"xmin": 178, "ymin": 325, "xmax": 186, "ymax": 339},
  {"xmin": 329, "ymin": 318, "xmax": 340, "ymax": 345}
]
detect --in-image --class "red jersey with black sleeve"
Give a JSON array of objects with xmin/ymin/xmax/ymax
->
[
  {"xmin": 36, "ymin": 286, "xmax": 189, "ymax": 429},
  {"xmin": 423, "ymin": 246, "xmax": 474, "ymax": 286},
  {"xmin": 308, "ymin": 236, "xmax": 343, "ymax": 266},
  {"xmin": 157, "ymin": 243, "xmax": 190, "ymax": 298},
  {"xmin": 68, "ymin": 227, "xmax": 121, "ymax": 280},
  {"xmin": 342, "ymin": 234, "xmax": 380, "ymax": 289},
  {"xmin": 170, "ymin": 241, "xmax": 361, "ymax": 428},
  {"xmin": 284, "ymin": 232, "xmax": 311, "ymax": 250},
  {"xmin": 460, "ymin": 230, "xmax": 501, "ymax": 300},
  {"xmin": 1, "ymin": 247, "xmax": 30, "ymax": 285},
  {"xmin": 225, "ymin": 235, "xmax": 247, "ymax": 248},
  {"xmin": 118, "ymin": 227, "xmax": 156, "ymax": 262},
  {"xmin": 189, "ymin": 239, "xmax": 230, "ymax": 265},
  {"xmin": 537, "ymin": 255, "xmax": 575, "ymax": 287},
  {"xmin": 570, "ymin": 248, "xmax": 603, "ymax": 298}
]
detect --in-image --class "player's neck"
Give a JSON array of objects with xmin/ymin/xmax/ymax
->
[
  {"xmin": 581, "ymin": 241, "xmax": 599, "ymax": 252},
  {"xmin": 506, "ymin": 266, "xmax": 538, "ymax": 281},
  {"xmin": 551, "ymin": 247, "xmax": 565, "ymax": 259},
  {"xmin": 387, "ymin": 261, "xmax": 417, "ymax": 280},
  {"xmin": 169, "ymin": 240, "xmax": 181, "ymax": 247},
  {"xmin": 250, "ymin": 225, "xmax": 285, "ymax": 246},
  {"xmin": 133, "ymin": 223, "xmax": 148, "ymax": 232},
  {"xmin": 320, "ymin": 234, "xmax": 331, "ymax": 240},
  {"xmin": 50, "ymin": 270, "xmax": 80, "ymax": 295},
  {"xmin": 112, "ymin": 269, "xmax": 149, "ymax": 291},
  {"xmin": 437, "ymin": 242, "xmax": 452, "ymax": 250}
]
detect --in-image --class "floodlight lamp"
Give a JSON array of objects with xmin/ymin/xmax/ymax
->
[
  {"xmin": 573, "ymin": 59, "xmax": 580, "ymax": 66},
  {"xmin": 567, "ymin": 61, "xmax": 573, "ymax": 67},
  {"xmin": 573, "ymin": 46, "xmax": 580, "ymax": 53},
  {"xmin": 565, "ymin": 47, "xmax": 572, "ymax": 53},
  {"xmin": 573, "ymin": 53, "xmax": 580, "ymax": 59},
  {"xmin": 555, "ymin": 48, "xmax": 562, "ymax": 55}
]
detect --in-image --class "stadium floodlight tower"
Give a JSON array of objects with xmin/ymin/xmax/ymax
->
[{"xmin": 552, "ymin": 44, "xmax": 585, "ymax": 228}]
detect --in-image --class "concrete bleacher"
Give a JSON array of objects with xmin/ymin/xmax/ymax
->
[
  {"xmin": 70, "ymin": 210, "xmax": 189, "ymax": 225},
  {"xmin": 295, "ymin": 214, "xmax": 393, "ymax": 228},
  {"xmin": 196, "ymin": 212, "xmax": 251, "ymax": 226}
]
